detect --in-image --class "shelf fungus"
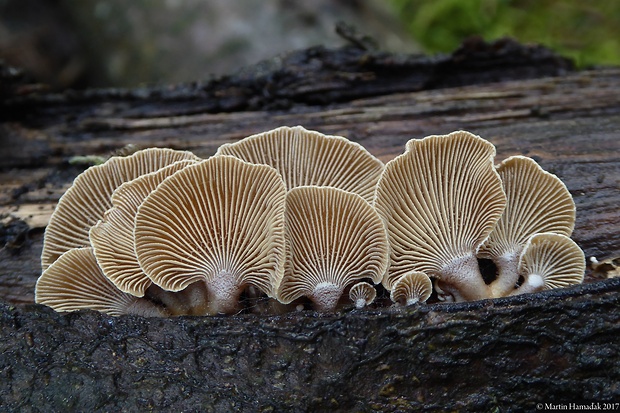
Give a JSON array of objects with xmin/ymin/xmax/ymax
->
[
  {"xmin": 35, "ymin": 248, "xmax": 165, "ymax": 317},
  {"xmin": 389, "ymin": 271, "xmax": 433, "ymax": 306},
  {"xmin": 277, "ymin": 186, "xmax": 389, "ymax": 312},
  {"xmin": 349, "ymin": 281, "xmax": 377, "ymax": 309},
  {"xmin": 478, "ymin": 156, "xmax": 576, "ymax": 297},
  {"xmin": 375, "ymin": 131, "xmax": 506, "ymax": 302},
  {"xmin": 134, "ymin": 155, "xmax": 287, "ymax": 315},
  {"xmin": 216, "ymin": 125, "xmax": 384, "ymax": 203},
  {"xmin": 511, "ymin": 233, "xmax": 585, "ymax": 295},
  {"xmin": 41, "ymin": 148, "xmax": 200, "ymax": 270}
]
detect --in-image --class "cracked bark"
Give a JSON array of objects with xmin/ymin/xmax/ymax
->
[{"xmin": 1, "ymin": 38, "xmax": 619, "ymax": 411}]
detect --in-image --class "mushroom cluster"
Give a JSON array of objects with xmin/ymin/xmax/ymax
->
[
  {"xmin": 375, "ymin": 131, "xmax": 584, "ymax": 303},
  {"xmin": 35, "ymin": 127, "xmax": 585, "ymax": 316}
]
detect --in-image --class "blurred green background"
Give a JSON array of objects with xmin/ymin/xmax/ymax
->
[
  {"xmin": 390, "ymin": 0, "xmax": 620, "ymax": 67},
  {"xmin": 1, "ymin": 0, "xmax": 618, "ymax": 88}
]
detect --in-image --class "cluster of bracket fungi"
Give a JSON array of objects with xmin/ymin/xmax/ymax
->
[{"xmin": 35, "ymin": 126, "xmax": 585, "ymax": 316}]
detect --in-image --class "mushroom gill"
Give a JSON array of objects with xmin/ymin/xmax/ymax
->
[
  {"xmin": 374, "ymin": 131, "xmax": 506, "ymax": 302},
  {"xmin": 90, "ymin": 160, "xmax": 197, "ymax": 297},
  {"xmin": 389, "ymin": 271, "xmax": 433, "ymax": 306},
  {"xmin": 134, "ymin": 155, "xmax": 287, "ymax": 315},
  {"xmin": 216, "ymin": 125, "xmax": 384, "ymax": 203},
  {"xmin": 35, "ymin": 248, "xmax": 165, "ymax": 317},
  {"xmin": 478, "ymin": 156, "xmax": 576, "ymax": 297},
  {"xmin": 42, "ymin": 148, "xmax": 200, "ymax": 270},
  {"xmin": 511, "ymin": 233, "xmax": 585, "ymax": 296},
  {"xmin": 277, "ymin": 186, "xmax": 389, "ymax": 312},
  {"xmin": 349, "ymin": 281, "xmax": 377, "ymax": 309}
]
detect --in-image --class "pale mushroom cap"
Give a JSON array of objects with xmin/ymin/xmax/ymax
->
[
  {"xmin": 35, "ymin": 247, "xmax": 141, "ymax": 316},
  {"xmin": 41, "ymin": 148, "xmax": 200, "ymax": 270},
  {"xmin": 216, "ymin": 125, "xmax": 384, "ymax": 203},
  {"xmin": 277, "ymin": 186, "xmax": 389, "ymax": 306},
  {"xmin": 348, "ymin": 281, "xmax": 377, "ymax": 309},
  {"xmin": 374, "ymin": 131, "xmax": 506, "ymax": 288},
  {"xmin": 89, "ymin": 160, "xmax": 197, "ymax": 296},
  {"xmin": 134, "ymin": 155, "xmax": 287, "ymax": 297},
  {"xmin": 389, "ymin": 270, "xmax": 433, "ymax": 306},
  {"xmin": 518, "ymin": 233, "xmax": 585, "ymax": 290},
  {"xmin": 479, "ymin": 155, "xmax": 575, "ymax": 259}
]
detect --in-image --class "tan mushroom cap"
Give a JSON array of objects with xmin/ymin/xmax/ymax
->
[
  {"xmin": 216, "ymin": 125, "xmax": 384, "ymax": 203},
  {"xmin": 389, "ymin": 270, "xmax": 432, "ymax": 306},
  {"xmin": 374, "ymin": 130, "xmax": 506, "ymax": 301},
  {"xmin": 89, "ymin": 160, "xmax": 197, "ymax": 296},
  {"xmin": 478, "ymin": 156, "xmax": 576, "ymax": 297},
  {"xmin": 134, "ymin": 155, "xmax": 287, "ymax": 314},
  {"xmin": 349, "ymin": 281, "xmax": 377, "ymax": 309},
  {"xmin": 42, "ymin": 148, "xmax": 200, "ymax": 270},
  {"xmin": 277, "ymin": 186, "xmax": 389, "ymax": 312},
  {"xmin": 35, "ymin": 247, "xmax": 164, "ymax": 317},
  {"xmin": 512, "ymin": 233, "xmax": 585, "ymax": 295}
]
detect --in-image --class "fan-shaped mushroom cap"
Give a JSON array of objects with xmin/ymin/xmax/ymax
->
[
  {"xmin": 478, "ymin": 156, "xmax": 576, "ymax": 297},
  {"xmin": 349, "ymin": 281, "xmax": 377, "ymax": 309},
  {"xmin": 277, "ymin": 186, "xmax": 389, "ymax": 312},
  {"xmin": 90, "ymin": 160, "xmax": 197, "ymax": 296},
  {"xmin": 216, "ymin": 125, "xmax": 383, "ymax": 203},
  {"xmin": 511, "ymin": 233, "xmax": 585, "ymax": 295},
  {"xmin": 389, "ymin": 271, "xmax": 432, "ymax": 306},
  {"xmin": 134, "ymin": 155, "xmax": 287, "ymax": 314},
  {"xmin": 42, "ymin": 148, "xmax": 200, "ymax": 270},
  {"xmin": 35, "ymin": 247, "xmax": 165, "ymax": 317},
  {"xmin": 374, "ymin": 131, "xmax": 506, "ymax": 302}
]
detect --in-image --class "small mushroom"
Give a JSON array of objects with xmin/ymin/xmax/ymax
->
[
  {"xmin": 42, "ymin": 148, "xmax": 199, "ymax": 270},
  {"xmin": 389, "ymin": 271, "xmax": 432, "ymax": 306},
  {"xmin": 348, "ymin": 281, "xmax": 377, "ymax": 309},
  {"xmin": 134, "ymin": 155, "xmax": 287, "ymax": 315},
  {"xmin": 590, "ymin": 256, "xmax": 620, "ymax": 279},
  {"xmin": 89, "ymin": 160, "xmax": 196, "ymax": 296},
  {"xmin": 35, "ymin": 247, "xmax": 165, "ymax": 317},
  {"xmin": 216, "ymin": 125, "xmax": 384, "ymax": 203},
  {"xmin": 511, "ymin": 233, "xmax": 585, "ymax": 295},
  {"xmin": 478, "ymin": 156, "xmax": 575, "ymax": 297},
  {"xmin": 374, "ymin": 131, "xmax": 506, "ymax": 302},
  {"xmin": 277, "ymin": 186, "xmax": 389, "ymax": 312}
]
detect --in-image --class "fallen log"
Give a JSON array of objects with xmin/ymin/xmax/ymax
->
[{"xmin": 0, "ymin": 38, "xmax": 618, "ymax": 411}]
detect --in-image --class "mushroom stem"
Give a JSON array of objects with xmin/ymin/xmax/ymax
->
[
  {"xmin": 406, "ymin": 297, "xmax": 421, "ymax": 306},
  {"xmin": 182, "ymin": 282, "xmax": 211, "ymax": 316},
  {"xmin": 434, "ymin": 280, "xmax": 455, "ymax": 302},
  {"xmin": 510, "ymin": 273, "xmax": 545, "ymax": 296},
  {"xmin": 438, "ymin": 254, "xmax": 490, "ymax": 302},
  {"xmin": 353, "ymin": 298, "xmax": 367, "ymax": 309},
  {"xmin": 205, "ymin": 271, "xmax": 243, "ymax": 315},
  {"xmin": 309, "ymin": 282, "xmax": 344, "ymax": 312},
  {"xmin": 145, "ymin": 285, "xmax": 193, "ymax": 316},
  {"xmin": 124, "ymin": 298, "xmax": 169, "ymax": 317},
  {"xmin": 488, "ymin": 251, "xmax": 520, "ymax": 297}
]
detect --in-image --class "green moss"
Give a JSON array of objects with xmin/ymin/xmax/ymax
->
[{"xmin": 390, "ymin": 0, "xmax": 620, "ymax": 67}]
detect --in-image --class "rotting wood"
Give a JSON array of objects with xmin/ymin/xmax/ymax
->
[
  {"xmin": 0, "ymin": 39, "xmax": 619, "ymax": 411},
  {"xmin": 1, "ymin": 276, "xmax": 618, "ymax": 412},
  {"xmin": 2, "ymin": 67, "xmax": 619, "ymax": 303}
]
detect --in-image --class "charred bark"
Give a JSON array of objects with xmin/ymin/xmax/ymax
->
[{"xmin": 0, "ymin": 278, "xmax": 618, "ymax": 412}]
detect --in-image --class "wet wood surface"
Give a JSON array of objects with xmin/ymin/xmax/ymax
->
[
  {"xmin": 2, "ymin": 64, "xmax": 619, "ymax": 303},
  {"xmin": 0, "ymin": 40, "xmax": 619, "ymax": 411}
]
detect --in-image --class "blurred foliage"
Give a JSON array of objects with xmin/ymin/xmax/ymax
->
[{"xmin": 390, "ymin": 0, "xmax": 620, "ymax": 67}]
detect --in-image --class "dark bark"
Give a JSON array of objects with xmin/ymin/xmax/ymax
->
[
  {"xmin": 1, "ymin": 37, "xmax": 572, "ymax": 118},
  {"xmin": 1, "ymin": 278, "xmax": 618, "ymax": 412},
  {"xmin": 0, "ymin": 39, "xmax": 619, "ymax": 411}
]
